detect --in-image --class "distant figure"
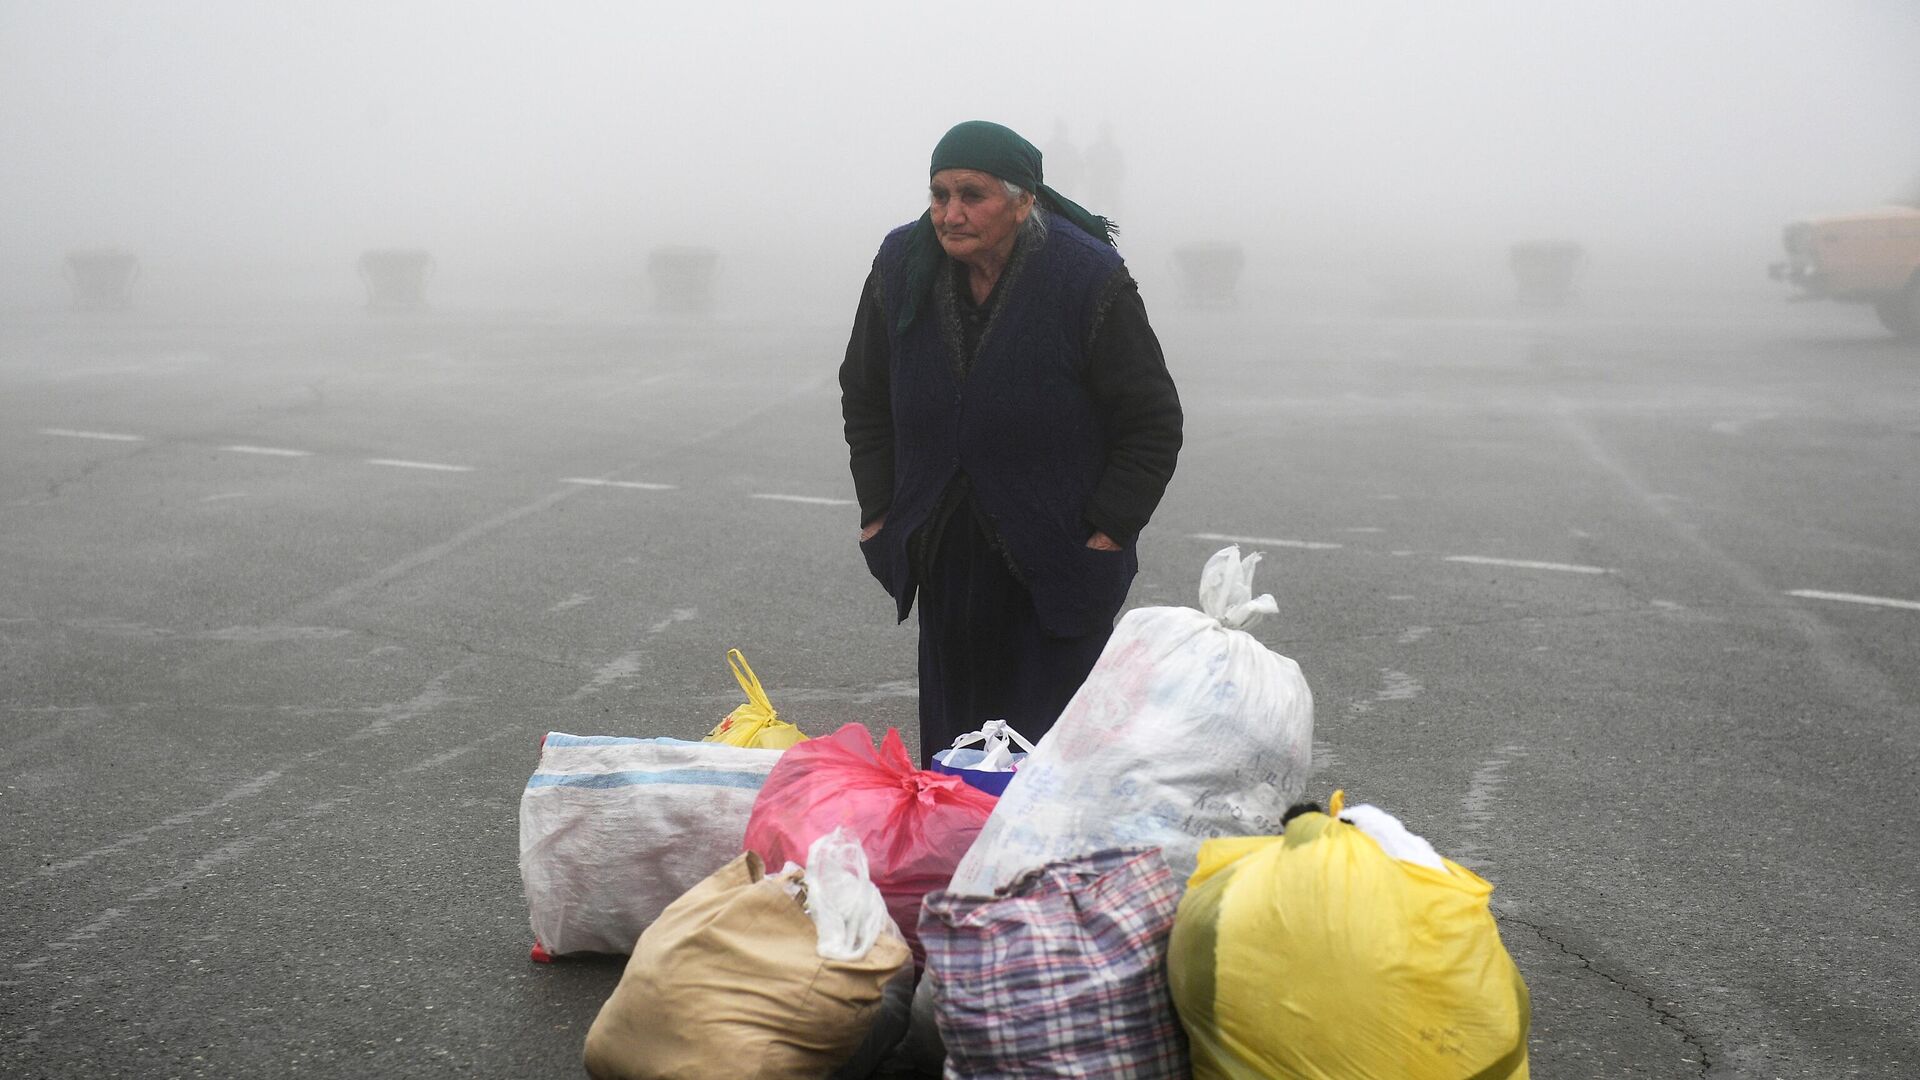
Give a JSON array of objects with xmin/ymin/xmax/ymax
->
[
  {"xmin": 1045, "ymin": 119, "xmax": 1082, "ymax": 197},
  {"xmin": 1083, "ymin": 122, "xmax": 1126, "ymax": 224},
  {"xmin": 839, "ymin": 120, "xmax": 1183, "ymax": 763}
]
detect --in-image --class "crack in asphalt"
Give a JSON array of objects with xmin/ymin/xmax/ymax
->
[
  {"xmin": 443, "ymin": 636, "xmax": 580, "ymax": 671},
  {"xmin": 351, "ymin": 624, "xmax": 580, "ymax": 673},
  {"xmin": 27, "ymin": 442, "xmax": 158, "ymax": 503},
  {"xmin": 43, "ymin": 461, "xmax": 107, "ymax": 499},
  {"xmin": 1497, "ymin": 910, "xmax": 1715, "ymax": 1078}
]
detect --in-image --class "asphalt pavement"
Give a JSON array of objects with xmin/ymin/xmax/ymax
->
[{"xmin": 2, "ymin": 289, "xmax": 1915, "ymax": 1078}]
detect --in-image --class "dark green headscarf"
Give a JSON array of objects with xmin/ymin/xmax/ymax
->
[{"xmin": 896, "ymin": 120, "xmax": 1117, "ymax": 333}]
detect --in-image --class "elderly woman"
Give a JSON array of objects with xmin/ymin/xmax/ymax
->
[{"xmin": 840, "ymin": 120, "xmax": 1182, "ymax": 763}]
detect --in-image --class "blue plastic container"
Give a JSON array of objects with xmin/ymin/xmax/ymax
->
[{"xmin": 930, "ymin": 747, "xmax": 1027, "ymax": 797}]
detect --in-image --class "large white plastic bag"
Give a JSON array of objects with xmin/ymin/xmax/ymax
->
[
  {"xmin": 948, "ymin": 546, "xmax": 1313, "ymax": 896},
  {"xmin": 519, "ymin": 733, "xmax": 784, "ymax": 956}
]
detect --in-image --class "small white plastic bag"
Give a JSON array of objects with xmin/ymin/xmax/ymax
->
[
  {"xmin": 804, "ymin": 827, "xmax": 901, "ymax": 961},
  {"xmin": 1199, "ymin": 544, "xmax": 1282, "ymax": 628},
  {"xmin": 947, "ymin": 719, "xmax": 1034, "ymax": 772},
  {"xmin": 1339, "ymin": 802, "xmax": 1448, "ymax": 871}
]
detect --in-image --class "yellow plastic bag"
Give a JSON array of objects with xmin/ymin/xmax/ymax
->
[
  {"xmin": 1168, "ymin": 796, "xmax": 1530, "ymax": 1080},
  {"xmin": 703, "ymin": 649, "xmax": 807, "ymax": 750}
]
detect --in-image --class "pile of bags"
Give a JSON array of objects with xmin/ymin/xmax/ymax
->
[
  {"xmin": 745, "ymin": 724, "xmax": 999, "ymax": 967},
  {"xmin": 519, "ymin": 547, "xmax": 1530, "ymax": 1079}
]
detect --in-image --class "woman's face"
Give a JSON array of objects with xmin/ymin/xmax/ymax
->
[{"xmin": 930, "ymin": 168, "xmax": 1032, "ymax": 264}]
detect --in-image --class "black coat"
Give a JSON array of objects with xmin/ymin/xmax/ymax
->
[{"xmin": 839, "ymin": 218, "xmax": 1183, "ymax": 636}]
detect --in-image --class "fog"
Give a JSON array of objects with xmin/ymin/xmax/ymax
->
[{"xmin": 4, "ymin": 1, "xmax": 1917, "ymax": 317}]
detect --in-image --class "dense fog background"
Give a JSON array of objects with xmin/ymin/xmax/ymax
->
[{"xmin": 4, "ymin": 1, "xmax": 1917, "ymax": 317}]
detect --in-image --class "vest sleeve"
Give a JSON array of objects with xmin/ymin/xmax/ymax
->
[
  {"xmin": 1082, "ymin": 271, "xmax": 1183, "ymax": 547},
  {"xmin": 839, "ymin": 268, "xmax": 895, "ymax": 526}
]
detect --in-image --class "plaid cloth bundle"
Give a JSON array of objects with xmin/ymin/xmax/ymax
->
[{"xmin": 919, "ymin": 847, "xmax": 1189, "ymax": 1079}]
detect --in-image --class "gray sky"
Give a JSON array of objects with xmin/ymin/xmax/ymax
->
[{"xmin": 4, "ymin": 1, "xmax": 1917, "ymax": 309}]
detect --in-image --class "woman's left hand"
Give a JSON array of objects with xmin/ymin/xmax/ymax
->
[{"xmin": 1085, "ymin": 531, "xmax": 1122, "ymax": 551}]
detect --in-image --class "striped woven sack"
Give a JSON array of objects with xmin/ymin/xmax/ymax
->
[
  {"xmin": 520, "ymin": 734, "xmax": 785, "ymax": 957},
  {"xmin": 919, "ymin": 847, "xmax": 1189, "ymax": 1079}
]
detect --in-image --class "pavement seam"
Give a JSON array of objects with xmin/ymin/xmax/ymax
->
[
  {"xmin": 7, "ymin": 664, "xmax": 474, "ymax": 895},
  {"xmin": 279, "ymin": 371, "xmax": 833, "ymax": 624},
  {"xmin": 1496, "ymin": 910, "xmax": 1716, "ymax": 1078},
  {"xmin": 9, "ymin": 796, "xmax": 351, "ymax": 979},
  {"xmin": 5, "ymin": 704, "xmax": 514, "ymax": 981},
  {"xmin": 1551, "ymin": 399, "xmax": 1910, "ymax": 728},
  {"xmin": 6, "ymin": 771, "xmax": 285, "ymax": 892}
]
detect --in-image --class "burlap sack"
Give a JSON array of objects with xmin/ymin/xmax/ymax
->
[{"xmin": 584, "ymin": 851, "xmax": 911, "ymax": 1080}]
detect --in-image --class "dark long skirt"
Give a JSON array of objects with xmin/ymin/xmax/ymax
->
[{"xmin": 915, "ymin": 514, "xmax": 1113, "ymax": 766}]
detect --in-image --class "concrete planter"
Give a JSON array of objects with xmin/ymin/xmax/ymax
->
[
  {"xmin": 66, "ymin": 249, "xmax": 140, "ymax": 310},
  {"xmin": 358, "ymin": 249, "xmax": 435, "ymax": 310},
  {"xmin": 648, "ymin": 246, "xmax": 718, "ymax": 315},
  {"xmin": 1170, "ymin": 243, "xmax": 1245, "ymax": 306},
  {"xmin": 1509, "ymin": 241, "xmax": 1584, "ymax": 306}
]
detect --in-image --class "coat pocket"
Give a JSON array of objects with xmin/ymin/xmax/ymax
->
[
  {"xmin": 858, "ymin": 531, "xmax": 895, "ymax": 596},
  {"xmin": 1075, "ymin": 542, "xmax": 1138, "ymax": 623}
]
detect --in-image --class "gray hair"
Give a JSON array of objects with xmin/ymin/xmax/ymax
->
[{"xmin": 1004, "ymin": 180, "xmax": 1049, "ymax": 241}]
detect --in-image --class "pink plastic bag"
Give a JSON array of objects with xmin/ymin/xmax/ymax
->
[{"xmin": 744, "ymin": 724, "xmax": 999, "ymax": 963}]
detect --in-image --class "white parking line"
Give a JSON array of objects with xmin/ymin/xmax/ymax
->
[
  {"xmin": 751, "ymin": 493, "xmax": 856, "ymax": 506},
  {"xmin": 1445, "ymin": 555, "xmax": 1612, "ymax": 575},
  {"xmin": 39, "ymin": 428, "xmax": 144, "ymax": 442},
  {"xmin": 365, "ymin": 458, "xmax": 473, "ymax": 473},
  {"xmin": 1787, "ymin": 589, "xmax": 1920, "ymax": 612},
  {"xmin": 562, "ymin": 477, "xmax": 676, "ymax": 491},
  {"xmin": 222, "ymin": 445, "xmax": 312, "ymax": 457},
  {"xmin": 1190, "ymin": 531, "xmax": 1343, "ymax": 550}
]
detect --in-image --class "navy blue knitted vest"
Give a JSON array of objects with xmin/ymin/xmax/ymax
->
[{"xmin": 869, "ymin": 215, "xmax": 1135, "ymax": 637}]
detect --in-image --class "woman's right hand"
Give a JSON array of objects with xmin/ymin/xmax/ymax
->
[{"xmin": 859, "ymin": 515, "xmax": 887, "ymax": 542}]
